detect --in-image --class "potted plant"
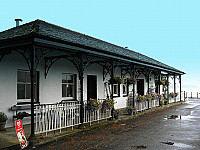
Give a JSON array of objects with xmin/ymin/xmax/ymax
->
[
  {"xmin": 123, "ymin": 76, "xmax": 137, "ymax": 85},
  {"xmin": 126, "ymin": 106, "xmax": 136, "ymax": 115},
  {"xmin": 102, "ymin": 98, "xmax": 115, "ymax": 110},
  {"xmin": 160, "ymin": 99, "xmax": 164, "ymax": 106},
  {"xmin": 113, "ymin": 109, "xmax": 120, "ymax": 119},
  {"xmin": 164, "ymin": 99, "xmax": 169, "ymax": 105},
  {"xmin": 136, "ymin": 95, "xmax": 146, "ymax": 102},
  {"xmin": 145, "ymin": 94, "xmax": 152, "ymax": 101},
  {"xmin": 109, "ymin": 76, "xmax": 123, "ymax": 84},
  {"xmin": 88, "ymin": 98, "xmax": 101, "ymax": 112},
  {"xmin": 0, "ymin": 112, "xmax": 8, "ymax": 131}
]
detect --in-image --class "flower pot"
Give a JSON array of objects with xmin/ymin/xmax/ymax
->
[
  {"xmin": 0, "ymin": 122, "xmax": 6, "ymax": 131},
  {"xmin": 114, "ymin": 114, "xmax": 120, "ymax": 119}
]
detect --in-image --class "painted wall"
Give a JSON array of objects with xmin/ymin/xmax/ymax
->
[{"xmin": 0, "ymin": 51, "xmax": 157, "ymax": 127}]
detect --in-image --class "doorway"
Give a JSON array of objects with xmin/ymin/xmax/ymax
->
[
  {"xmin": 87, "ymin": 75, "xmax": 97, "ymax": 100},
  {"xmin": 137, "ymin": 79, "xmax": 144, "ymax": 95}
]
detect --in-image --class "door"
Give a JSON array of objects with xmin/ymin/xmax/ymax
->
[
  {"xmin": 87, "ymin": 75, "xmax": 97, "ymax": 100},
  {"xmin": 137, "ymin": 79, "xmax": 144, "ymax": 95}
]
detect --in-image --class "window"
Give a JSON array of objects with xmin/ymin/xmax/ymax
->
[
  {"xmin": 122, "ymin": 84, "xmax": 127, "ymax": 96},
  {"xmin": 113, "ymin": 84, "xmax": 119, "ymax": 97},
  {"xmin": 62, "ymin": 74, "xmax": 76, "ymax": 99},
  {"xmin": 17, "ymin": 70, "xmax": 39, "ymax": 104}
]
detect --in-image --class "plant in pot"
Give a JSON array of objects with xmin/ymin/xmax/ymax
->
[
  {"xmin": 0, "ymin": 112, "xmax": 8, "ymax": 131},
  {"xmin": 113, "ymin": 109, "xmax": 120, "ymax": 119},
  {"xmin": 160, "ymin": 99, "xmax": 164, "ymax": 106},
  {"xmin": 164, "ymin": 99, "xmax": 169, "ymax": 105},
  {"xmin": 126, "ymin": 106, "xmax": 136, "ymax": 115}
]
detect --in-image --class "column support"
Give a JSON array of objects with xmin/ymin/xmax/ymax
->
[
  {"xmin": 174, "ymin": 74, "xmax": 176, "ymax": 103},
  {"xmin": 158, "ymin": 74, "xmax": 161, "ymax": 94},
  {"xmin": 179, "ymin": 75, "xmax": 182, "ymax": 101},
  {"xmin": 147, "ymin": 73, "xmax": 150, "ymax": 109},
  {"xmin": 110, "ymin": 61, "xmax": 114, "ymax": 118},
  {"xmin": 167, "ymin": 74, "xmax": 169, "ymax": 100},
  {"xmin": 30, "ymin": 46, "xmax": 36, "ymax": 137},
  {"xmin": 132, "ymin": 67, "xmax": 135, "ymax": 108},
  {"xmin": 79, "ymin": 54, "xmax": 84, "ymax": 125}
]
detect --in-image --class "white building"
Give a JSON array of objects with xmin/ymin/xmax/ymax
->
[{"xmin": 0, "ymin": 20, "xmax": 185, "ymax": 136}]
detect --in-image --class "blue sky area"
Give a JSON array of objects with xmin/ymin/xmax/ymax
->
[{"xmin": 1, "ymin": 0, "xmax": 200, "ymax": 93}]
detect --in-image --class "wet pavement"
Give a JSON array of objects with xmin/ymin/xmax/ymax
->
[{"xmin": 35, "ymin": 99, "xmax": 200, "ymax": 150}]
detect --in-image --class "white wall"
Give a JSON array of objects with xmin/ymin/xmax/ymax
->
[
  {"xmin": 0, "ymin": 51, "xmax": 29, "ymax": 127},
  {"xmin": 0, "ymin": 51, "xmax": 156, "ymax": 127}
]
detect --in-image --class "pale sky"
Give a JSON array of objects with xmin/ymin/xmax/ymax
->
[{"xmin": 1, "ymin": 0, "xmax": 200, "ymax": 93}]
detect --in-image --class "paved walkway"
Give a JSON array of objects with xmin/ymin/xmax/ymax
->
[
  {"xmin": 35, "ymin": 98, "xmax": 200, "ymax": 150},
  {"xmin": 0, "ymin": 101, "xmax": 185, "ymax": 150}
]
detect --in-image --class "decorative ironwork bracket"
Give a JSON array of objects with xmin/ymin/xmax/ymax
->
[
  {"xmin": 0, "ymin": 50, "xmax": 12, "ymax": 62},
  {"xmin": 44, "ymin": 53, "xmax": 101, "ymax": 79},
  {"xmin": 16, "ymin": 46, "xmax": 53, "ymax": 72}
]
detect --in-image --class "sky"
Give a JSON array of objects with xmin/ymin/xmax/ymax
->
[{"xmin": 1, "ymin": 0, "xmax": 200, "ymax": 93}]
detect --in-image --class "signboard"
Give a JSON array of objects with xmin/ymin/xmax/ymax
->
[{"xmin": 15, "ymin": 120, "xmax": 28, "ymax": 149}]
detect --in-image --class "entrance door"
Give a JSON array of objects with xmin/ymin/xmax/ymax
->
[
  {"xmin": 137, "ymin": 79, "xmax": 144, "ymax": 95},
  {"xmin": 87, "ymin": 75, "xmax": 97, "ymax": 100}
]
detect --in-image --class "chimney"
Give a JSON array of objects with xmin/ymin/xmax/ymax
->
[{"xmin": 15, "ymin": 19, "xmax": 23, "ymax": 27}]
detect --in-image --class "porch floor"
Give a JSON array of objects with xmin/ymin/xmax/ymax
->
[{"xmin": 0, "ymin": 101, "xmax": 185, "ymax": 150}]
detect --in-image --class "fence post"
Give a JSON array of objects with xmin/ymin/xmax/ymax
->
[
  {"xmin": 184, "ymin": 91, "xmax": 185, "ymax": 101},
  {"xmin": 197, "ymin": 92, "xmax": 198, "ymax": 98},
  {"xmin": 191, "ymin": 92, "xmax": 192, "ymax": 98}
]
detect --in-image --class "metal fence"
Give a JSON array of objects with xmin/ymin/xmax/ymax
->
[
  {"xmin": 186, "ymin": 92, "xmax": 200, "ymax": 99},
  {"xmin": 35, "ymin": 101, "xmax": 111, "ymax": 135},
  {"xmin": 127, "ymin": 91, "xmax": 187, "ymax": 112}
]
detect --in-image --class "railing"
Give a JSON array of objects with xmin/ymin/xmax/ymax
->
[
  {"xmin": 186, "ymin": 92, "xmax": 200, "ymax": 99},
  {"xmin": 135, "ymin": 99, "xmax": 159, "ymax": 112},
  {"xmin": 127, "ymin": 91, "xmax": 187, "ymax": 112},
  {"xmin": 83, "ymin": 102, "xmax": 111, "ymax": 125},
  {"xmin": 35, "ymin": 101, "xmax": 112, "ymax": 135}
]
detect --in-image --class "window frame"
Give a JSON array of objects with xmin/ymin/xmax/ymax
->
[
  {"xmin": 122, "ymin": 83, "xmax": 128, "ymax": 96},
  {"xmin": 113, "ymin": 83, "xmax": 120, "ymax": 97},
  {"xmin": 62, "ymin": 73, "xmax": 77, "ymax": 100},
  {"xmin": 17, "ymin": 70, "xmax": 39, "ymax": 105}
]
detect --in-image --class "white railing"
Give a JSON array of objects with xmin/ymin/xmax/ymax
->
[
  {"xmin": 35, "ymin": 101, "xmax": 112, "ymax": 135},
  {"xmin": 83, "ymin": 103, "xmax": 111, "ymax": 125}
]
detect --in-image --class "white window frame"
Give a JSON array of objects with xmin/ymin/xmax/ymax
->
[
  {"xmin": 62, "ymin": 73, "xmax": 76, "ymax": 100},
  {"xmin": 17, "ymin": 70, "xmax": 38, "ymax": 104},
  {"xmin": 113, "ymin": 84, "xmax": 119, "ymax": 97},
  {"xmin": 122, "ymin": 84, "xmax": 127, "ymax": 96}
]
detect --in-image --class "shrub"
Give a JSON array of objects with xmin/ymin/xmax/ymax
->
[{"xmin": 0, "ymin": 112, "xmax": 8, "ymax": 122}]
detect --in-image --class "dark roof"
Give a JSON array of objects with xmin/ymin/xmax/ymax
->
[{"xmin": 0, "ymin": 19, "xmax": 185, "ymax": 74}]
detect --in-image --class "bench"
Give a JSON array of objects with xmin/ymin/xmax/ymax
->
[{"xmin": 11, "ymin": 105, "xmax": 36, "ymax": 120}]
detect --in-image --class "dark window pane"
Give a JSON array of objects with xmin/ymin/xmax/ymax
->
[
  {"xmin": 62, "ymin": 74, "xmax": 73, "ymax": 84},
  {"xmin": 67, "ymin": 85, "xmax": 74, "ymax": 97},
  {"xmin": 26, "ymin": 84, "xmax": 31, "ymax": 99},
  {"xmin": 62, "ymin": 84, "xmax": 66, "ymax": 97},
  {"xmin": 17, "ymin": 71, "xmax": 26, "ymax": 82},
  {"xmin": 26, "ymin": 72, "xmax": 31, "ymax": 83},
  {"xmin": 17, "ymin": 84, "xmax": 25, "ymax": 99},
  {"xmin": 114, "ymin": 85, "xmax": 118, "ymax": 95},
  {"xmin": 62, "ymin": 74, "xmax": 67, "ymax": 83},
  {"xmin": 123, "ymin": 85, "xmax": 126, "ymax": 94},
  {"xmin": 66, "ymin": 75, "xmax": 73, "ymax": 83}
]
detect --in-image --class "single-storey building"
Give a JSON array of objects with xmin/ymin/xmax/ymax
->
[{"xmin": 0, "ymin": 19, "xmax": 185, "ymax": 136}]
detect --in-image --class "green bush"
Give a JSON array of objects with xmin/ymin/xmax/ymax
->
[{"xmin": 0, "ymin": 112, "xmax": 8, "ymax": 122}]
